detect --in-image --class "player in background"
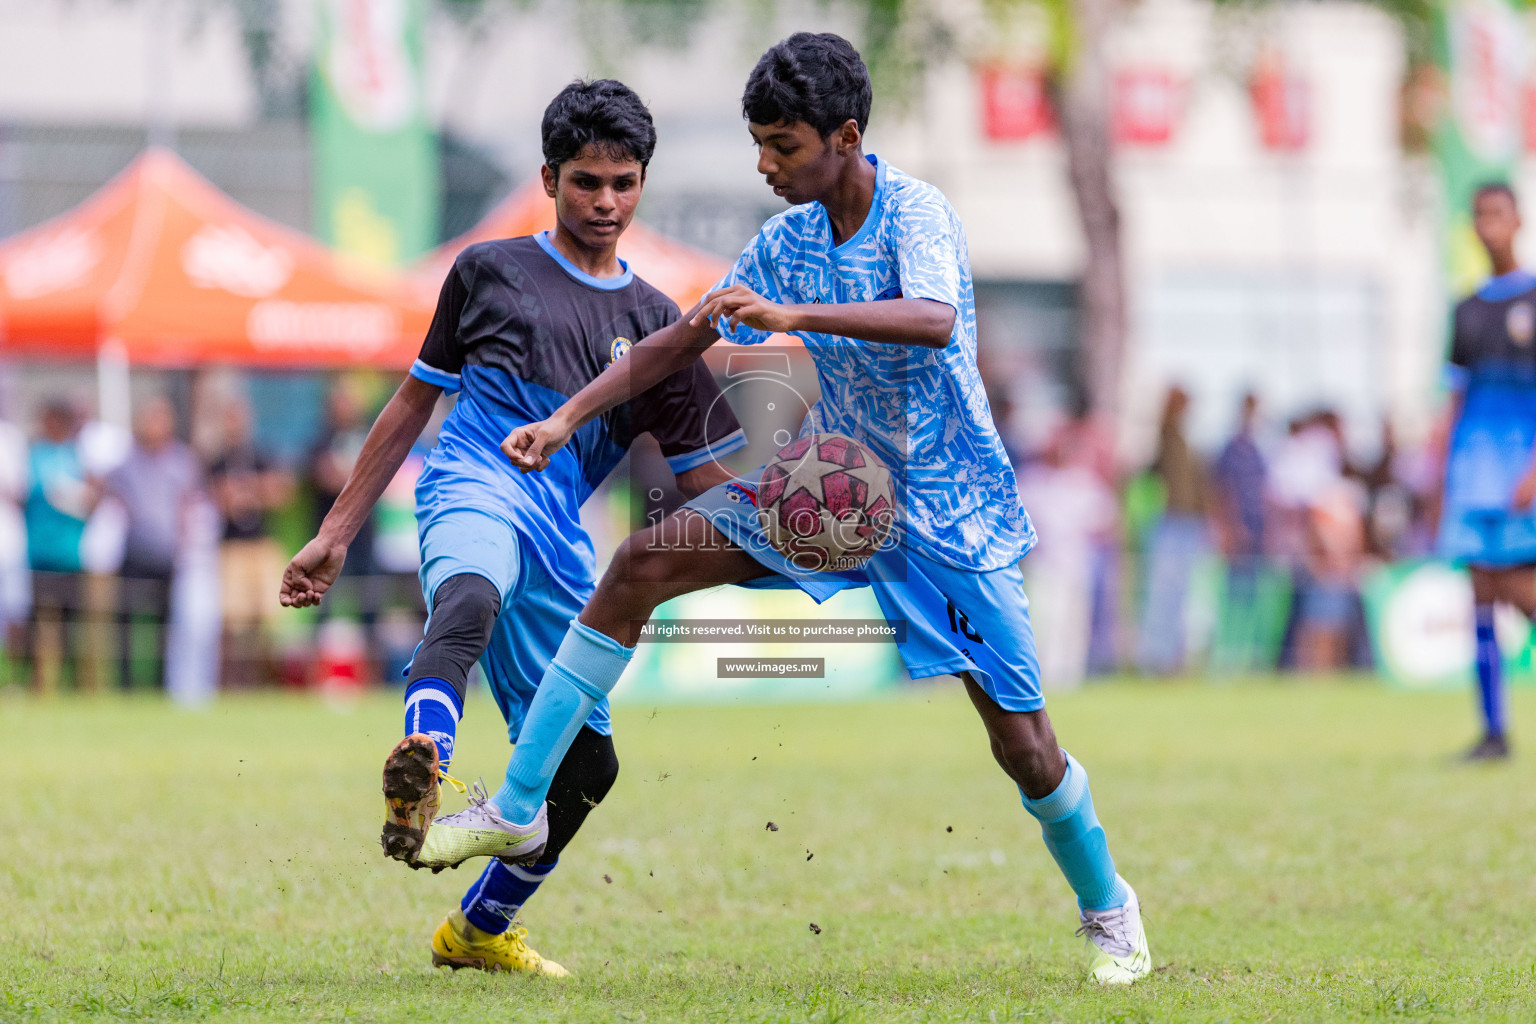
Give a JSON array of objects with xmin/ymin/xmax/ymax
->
[
  {"xmin": 497, "ymin": 33, "xmax": 1151, "ymax": 984},
  {"xmin": 1438, "ymin": 183, "xmax": 1536, "ymax": 761},
  {"xmin": 278, "ymin": 80, "xmax": 744, "ymax": 974}
]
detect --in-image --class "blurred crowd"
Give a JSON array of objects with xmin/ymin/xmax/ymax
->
[
  {"xmin": 0, "ymin": 373, "xmax": 1441, "ymax": 695},
  {"xmin": 1013, "ymin": 385, "xmax": 1440, "ymax": 688},
  {"xmin": 0, "ymin": 380, "xmax": 430, "ymax": 698}
]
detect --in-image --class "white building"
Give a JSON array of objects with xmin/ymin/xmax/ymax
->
[{"xmin": 0, "ymin": 0, "xmax": 1521, "ymax": 459}]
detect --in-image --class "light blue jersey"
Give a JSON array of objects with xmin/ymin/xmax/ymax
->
[{"xmin": 714, "ymin": 155, "xmax": 1034, "ymax": 572}]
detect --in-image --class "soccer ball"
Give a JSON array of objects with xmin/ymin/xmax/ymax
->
[{"xmin": 756, "ymin": 433, "xmax": 896, "ymax": 572}]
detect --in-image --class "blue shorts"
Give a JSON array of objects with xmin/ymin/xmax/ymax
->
[
  {"xmin": 417, "ymin": 507, "xmax": 609, "ymax": 739},
  {"xmin": 1437, "ymin": 503, "xmax": 1536, "ymax": 568},
  {"xmin": 684, "ymin": 472, "xmax": 1044, "ymax": 713}
]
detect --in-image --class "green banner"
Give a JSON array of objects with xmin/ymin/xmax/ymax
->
[
  {"xmin": 1434, "ymin": 0, "xmax": 1526, "ymax": 297},
  {"xmin": 311, "ymin": 0, "xmax": 438, "ymax": 267}
]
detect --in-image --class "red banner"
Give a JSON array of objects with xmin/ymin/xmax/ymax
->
[
  {"xmin": 1114, "ymin": 70, "xmax": 1182, "ymax": 146},
  {"xmin": 1250, "ymin": 54, "xmax": 1310, "ymax": 151},
  {"xmin": 980, "ymin": 65, "xmax": 1054, "ymax": 142}
]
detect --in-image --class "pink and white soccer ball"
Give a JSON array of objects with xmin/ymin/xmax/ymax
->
[{"xmin": 756, "ymin": 433, "xmax": 896, "ymax": 572}]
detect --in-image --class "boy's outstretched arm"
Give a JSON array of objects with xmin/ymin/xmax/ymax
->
[
  {"xmin": 280, "ymin": 375, "xmax": 442, "ymax": 608},
  {"xmin": 503, "ymin": 285, "xmax": 956, "ymax": 474},
  {"xmin": 694, "ymin": 285, "xmax": 955, "ymax": 349},
  {"xmin": 502, "ymin": 315, "xmax": 719, "ymax": 472}
]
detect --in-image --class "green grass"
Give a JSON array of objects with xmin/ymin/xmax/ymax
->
[{"xmin": 4, "ymin": 679, "xmax": 1536, "ymax": 1022}]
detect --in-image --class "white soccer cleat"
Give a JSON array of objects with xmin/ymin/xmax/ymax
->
[
  {"xmin": 1078, "ymin": 878, "xmax": 1152, "ymax": 985},
  {"xmin": 413, "ymin": 782, "xmax": 549, "ymax": 871}
]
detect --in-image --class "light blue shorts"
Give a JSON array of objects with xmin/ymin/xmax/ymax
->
[
  {"xmin": 417, "ymin": 507, "xmax": 609, "ymax": 739},
  {"xmin": 683, "ymin": 472, "xmax": 1045, "ymax": 713}
]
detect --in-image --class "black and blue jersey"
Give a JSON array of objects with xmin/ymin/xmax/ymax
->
[
  {"xmin": 1445, "ymin": 269, "xmax": 1536, "ymax": 512},
  {"xmin": 408, "ymin": 232, "xmax": 746, "ymax": 592}
]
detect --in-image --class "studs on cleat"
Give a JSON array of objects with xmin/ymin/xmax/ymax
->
[
  {"xmin": 380, "ymin": 821, "xmax": 426, "ymax": 864},
  {"xmin": 381, "ymin": 734, "xmax": 442, "ymax": 867}
]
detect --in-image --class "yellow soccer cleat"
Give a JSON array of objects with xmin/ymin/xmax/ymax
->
[
  {"xmin": 414, "ymin": 781, "xmax": 548, "ymax": 870},
  {"xmin": 431, "ymin": 910, "xmax": 570, "ymax": 977},
  {"xmin": 1078, "ymin": 880, "xmax": 1152, "ymax": 985}
]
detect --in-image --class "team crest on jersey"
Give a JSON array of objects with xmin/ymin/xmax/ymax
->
[
  {"xmin": 1507, "ymin": 304, "xmax": 1535, "ymax": 347},
  {"xmin": 724, "ymin": 481, "xmax": 758, "ymax": 506},
  {"xmin": 607, "ymin": 336, "xmax": 632, "ymax": 366}
]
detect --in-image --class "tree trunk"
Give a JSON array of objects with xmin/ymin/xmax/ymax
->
[{"xmin": 1055, "ymin": 0, "xmax": 1126, "ymax": 431}]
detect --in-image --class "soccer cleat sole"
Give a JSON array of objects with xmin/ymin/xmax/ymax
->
[
  {"xmin": 430, "ymin": 950, "xmax": 554, "ymax": 973},
  {"xmin": 380, "ymin": 734, "xmax": 440, "ymax": 864},
  {"xmin": 432, "ymin": 950, "xmax": 493, "ymax": 971}
]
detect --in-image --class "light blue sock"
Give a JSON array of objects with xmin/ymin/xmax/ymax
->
[
  {"xmin": 404, "ymin": 678, "xmax": 462, "ymax": 769},
  {"xmin": 492, "ymin": 620, "xmax": 632, "ymax": 824},
  {"xmin": 1021, "ymin": 751, "xmax": 1129, "ymax": 912}
]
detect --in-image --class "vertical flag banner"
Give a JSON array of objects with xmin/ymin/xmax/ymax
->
[
  {"xmin": 1434, "ymin": 0, "xmax": 1526, "ymax": 297},
  {"xmin": 312, "ymin": 0, "xmax": 438, "ymax": 267}
]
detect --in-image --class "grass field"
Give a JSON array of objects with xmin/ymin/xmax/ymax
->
[{"xmin": 5, "ymin": 678, "xmax": 1536, "ymax": 1023}]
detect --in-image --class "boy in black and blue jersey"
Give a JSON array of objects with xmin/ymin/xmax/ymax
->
[
  {"xmin": 280, "ymin": 79, "xmax": 743, "ymax": 974},
  {"xmin": 1439, "ymin": 183, "xmax": 1536, "ymax": 761}
]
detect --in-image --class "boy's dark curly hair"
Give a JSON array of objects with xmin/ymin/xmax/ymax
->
[
  {"xmin": 542, "ymin": 79, "xmax": 657, "ymax": 178},
  {"xmin": 742, "ymin": 33, "xmax": 872, "ymax": 138}
]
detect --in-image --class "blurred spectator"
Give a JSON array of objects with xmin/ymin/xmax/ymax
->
[
  {"xmin": 208, "ymin": 398, "xmax": 292, "ymax": 687},
  {"xmin": 0, "ymin": 411, "xmax": 28, "ymax": 663},
  {"xmin": 1211, "ymin": 392, "xmax": 1269, "ymax": 671},
  {"xmin": 306, "ymin": 383, "xmax": 377, "ymax": 622},
  {"xmin": 1136, "ymin": 385, "xmax": 1211, "ymax": 675},
  {"xmin": 1055, "ymin": 401, "xmax": 1123, "ymax": 674},
  {"xmin": 1391, "ymin": 421, "xmax": 1444, "ymax": 558},
  {"xmin": 1295, "ymin": 475, "xmax": 1368, "ymax": 671},
  {"xmin": 106, "ymin": 397, "xmax": 202, "ymax": 690},
  {"xmin": 1267, "ymin": 412, "xmax": 1343, "ymax": 570},
  {"xmin": 1017, "ymin": 414, "xmax": 1120, "ymax": 688},
  {"xmin": 1268, "ymin": 409, "xmax": 1371, "ymax": 672},
  {"xmin": 27, "ymin": 401, "xmax": 96, "ymax": 575},
  {"xmin": 1214, "ymin": 393, "xmax": 1268, "ymax": 559},
  {"xmin": 25, "ymin": 400, "xmax": 100, "ymax": 691},
  {"xmin": 1354, "ymin": 419, "xmax": 1414, "ymax": 561}
]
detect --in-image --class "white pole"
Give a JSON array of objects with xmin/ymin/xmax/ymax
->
[{"xmin": 97, "ymin": 337, "xmax": 131, "ymax": 431}]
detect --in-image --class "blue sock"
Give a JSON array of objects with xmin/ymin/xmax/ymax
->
[
  {"xmin": 461, "ymin": 858, "xmax": 558, "ymax": 935},
  {"xmin": 404, "ymin": 678, "xmax": 462, "ymax": 769},
  {"xmin": 1475, "ymin": 604, "xmax": 1506, "ymax": 738},
  {"xmin": 492, "ymin": 620, "xmax": 632, "ymax": 824},
  {"xmin": 1021, "ymin": 751, "xmax": 1129, "ymax": 912}
]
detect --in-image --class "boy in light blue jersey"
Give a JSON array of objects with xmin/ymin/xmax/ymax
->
[
  {"xmin": 495, "ymin": 33, "xmax": 1151, "ymax": 984},
  {"xmin": 279, "ymin": 80, "xmax": 743, "ymax": 975},
  {"xmin": 1438, "ymin": 182, "xmax": 1536, "ymax": 761}
]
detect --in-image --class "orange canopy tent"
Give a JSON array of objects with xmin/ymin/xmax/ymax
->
[
  {"xmin": 0, "ymin": 148, "xmax": 434, "ymax": 368},
  {"xmin": 412, "ymin": 181, "xmax": 729, "ymax": 311}
]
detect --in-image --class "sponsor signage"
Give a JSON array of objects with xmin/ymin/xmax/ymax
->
[
  {"xmin": 1114, "ymin": 70, "xmax": 1182, "ymax": 146},
  {"xmin": 1434, "ymin": 0, "xmax": 1527, "ymax": 295},
  {"xmin": 312, "ymin": 0, "xmax": 438, "ymax": 267},
  {"xmin": 1250, "ymin": 53, "xmax": 1311, "ymax": 151},
  {"xmin": 979, "ymin": 64, "xmax": 1054, "ymax": 142}
]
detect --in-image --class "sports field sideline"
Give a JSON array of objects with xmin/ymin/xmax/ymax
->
[{"xmin": 5, "ymin": 679, "xmax": 1535, "ymax": 1022}]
